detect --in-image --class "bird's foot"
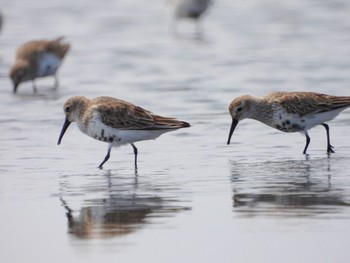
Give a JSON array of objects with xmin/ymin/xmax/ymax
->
[{"xmin": 327, "ymin": 145, "xmax": 335, "ymax": 154}]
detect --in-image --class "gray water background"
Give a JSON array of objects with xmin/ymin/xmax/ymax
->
[{"xmin": 1, "ymin": 0, "xmax": 350, "ymax": 262}]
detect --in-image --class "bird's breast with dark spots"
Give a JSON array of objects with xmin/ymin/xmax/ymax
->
[
  {"xmin": 276, "ymin": 120, "xmax": 303, "ymax": 132},
  {"xmin": 93, "ymin": 132, "xmax": 121, "ymax": 143}
]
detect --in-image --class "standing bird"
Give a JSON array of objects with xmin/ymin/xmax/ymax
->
[
  {"xmin": 170, "ymin": 0, "xmax": 212, "ymax": 34},
  {"xmin": 57, "ymin": 96, "xmax": 190, "ymax": 169},
  {"xmin": 9, "ymin": 36, "xmax": 70, "ymax": 93},
  {"xmin": 227, "ymin": 92, "xmax": 350, "ymax": 154}
]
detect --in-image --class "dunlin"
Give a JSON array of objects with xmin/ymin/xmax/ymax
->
[
  {"xmin": 9, "ymin": 36, "xmax": 70, "ymax": 93},
  {"xmin": 57, "ymin": 96, "xmax": 190, "ymax": 169},
  {"xmin": 170, "ymin": 0, "xmax": 212, "ymax": 34},
  {"xmin": 227, "ymin": 92, "xmax": 350, "ymax": 154}
]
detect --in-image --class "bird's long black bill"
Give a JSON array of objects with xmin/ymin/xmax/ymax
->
[
  {"xmin": 57, "ymin": 118, "xmax": 71, "ymax": 145},
  {"xmin": 227, "ymin": 119, "xmax": 238, "ymax": 145},
  {"xmin": 13, "ymin": 83, "xmax": 19, "ymax": 94}
]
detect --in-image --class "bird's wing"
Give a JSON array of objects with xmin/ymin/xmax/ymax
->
[
  {"xmin": 94, "ymin": 97, "xmax": 188, "ymax": 130},
  {"xmin": 47, "ymin": 37, "xmax": 70, "ymax": 58},
  {"xmin": 16, "ymin": 40, "xmax": 48, "ymax": 60},
  {"xmin": 16, "ymin": 38, "xmax": 69, "ymax": 61},
  {"xmin": 273, "ymin": 92, "xmax": 350, "ymax": 117}
]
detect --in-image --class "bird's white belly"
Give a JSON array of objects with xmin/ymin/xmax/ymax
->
[
  {"xmin": 303, "ymin": 109, "xmax": 344, "ymax": 129},
  {"xmin": 84, "ymin": 119, "xmax": 170, "ymax": 146},
  {"xmin": 269, "ymin": 108, "xmax": 345, "ymax": 133},
  {"xmin": 38, "ymin": 53, "xmax": 61, "ymax": 77}
]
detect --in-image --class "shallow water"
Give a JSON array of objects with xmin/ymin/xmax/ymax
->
[{"xmin": 1, "ymin": 0, "xmax": 350, "ymax": 262}]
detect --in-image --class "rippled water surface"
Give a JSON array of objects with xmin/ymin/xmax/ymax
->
[{"xmin": 1, "ymin": 0, "xmax": 350, "ymax": 262}]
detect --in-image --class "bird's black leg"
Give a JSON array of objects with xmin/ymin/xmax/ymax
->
[
  {"xmin": 53, "ymin": 75, "xmax": 59, "ymax": 90},
  {"xmin": 303, "ymin": 131, "xmax": 311, "ymax": 154},
  {"xmin": 321, "ymin": 123, "xmax": 335, "ymax": 154},
  {"xmin": 32, "ymin": 80, "xmax": 37, "ymax": 93},
  {"xmin": 131, "ymin": 143, "xmax": 138, "ymax": 170},
  {"xmin": 98, "ymin": 146, "xmax": 111, "ymax": 169}
]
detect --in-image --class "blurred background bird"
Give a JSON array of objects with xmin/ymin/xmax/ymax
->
[
  {"xmin": 9, "ymin": 36, "xmax": 70, "ymax": 94},
  {"xmin": 169, "ymin": 0, "xmax": 212, "ymax": 35}
]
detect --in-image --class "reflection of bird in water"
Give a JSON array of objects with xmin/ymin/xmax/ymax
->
[
  {"xmin": 169, "ymin": 0, "xmax": 212, "ymax": 35},
  {"xmin": 60, "ymin": 196, "xmax": 158, "ymax": 239},
  {"xmin": 59, "ymin": 172, "xmax": 189, "ymax": 239},
  {"xmin": 230, "ymin": 159, "xmax": 350, "ymax": 217}
]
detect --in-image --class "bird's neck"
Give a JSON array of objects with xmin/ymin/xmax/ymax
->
[
  {"xmin": 249, "ymin": 98, "xmax": 275, "ymax": 124},
  {"xmin": 73, "ymin": 98, "xmax": 90, "ymax": 125}
]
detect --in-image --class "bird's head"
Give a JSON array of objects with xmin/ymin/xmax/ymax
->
[
  {"xmin": 9, "ymin": 61, "xmax": 30, "ymax": 93},
  {"xmin": 57, "ymin": 96, "xmax": 89, "ymax": 145},
  {"xmin": 227, "ymin": 95, "xmax": 254, "ymax": 145}
]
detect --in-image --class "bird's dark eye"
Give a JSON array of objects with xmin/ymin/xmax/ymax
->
[
  {"xmin": 65, "ymin": 106, "xmax": 70, "ymax": 112},
  {"xmin": 237, "ymin": 107, "xmax": 242, "ymax": 112}
]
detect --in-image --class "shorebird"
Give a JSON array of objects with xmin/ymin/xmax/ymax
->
[
  {"xmin": 170, "ymin": 0, "xmax": 212, "ymax": 34},
  {"xmin": 9, "ymin": 36, "xmax": 70, "ymax": 93},
  {"xmin": 227, "ymin": 92, "xmax": 350, "ymax": 154},
  {"xmin": 57, "ymin": 96, "xmax": 190, "ymax": 169}
]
